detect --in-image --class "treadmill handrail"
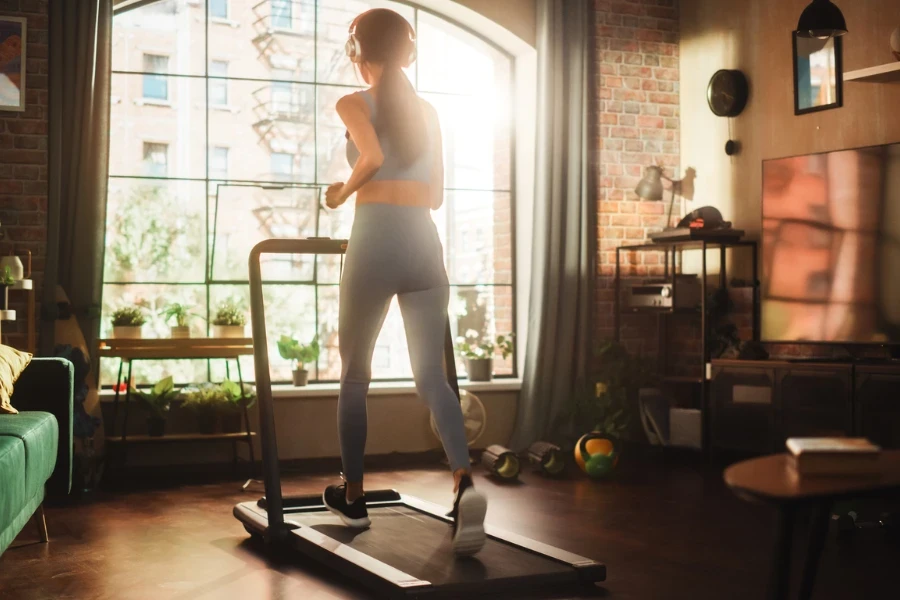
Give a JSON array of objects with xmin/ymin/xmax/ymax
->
[{"xmin": 247, "ymin": 237, "xmax": 460, "ymax": 537}]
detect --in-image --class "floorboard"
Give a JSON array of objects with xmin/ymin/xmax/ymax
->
[{"xmin": 1, "ymin": 452, "xmax": 897, "ymax": 599}]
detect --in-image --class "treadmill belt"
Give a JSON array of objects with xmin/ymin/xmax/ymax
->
[{"xmin": 298, "ymin": 506, "xmax": 574, "ymax": 585}]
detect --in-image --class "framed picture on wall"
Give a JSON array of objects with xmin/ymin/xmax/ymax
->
[
  {"xmin": 0, "ymin": 17, "xmax": 26, "ymax": 112},
  {"xmin": 792, "ymin": 31, "xmax": 843, "ymax": 116}
]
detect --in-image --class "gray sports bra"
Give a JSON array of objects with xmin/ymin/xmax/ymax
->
[{"xmin": 345, "ymin": 89, "xmax": 435, "ymax": 184}]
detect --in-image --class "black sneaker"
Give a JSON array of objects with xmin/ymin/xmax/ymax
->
[
  {"xmin": 450, "ymin": 475, "xmax": 487, "ymax": 556},
  {"xmin": 323, "ymin": 483, "xmax": 371, "ymax": 528}
]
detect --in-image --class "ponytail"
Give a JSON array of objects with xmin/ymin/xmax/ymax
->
[{"xmin": 375, "ymin": 65, "xmax": 427, "ymax": 167}]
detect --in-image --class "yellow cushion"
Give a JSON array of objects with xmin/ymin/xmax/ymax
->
[{"xmin": 0, "ymin": 344, "xmax": 32, "ymax": 414}]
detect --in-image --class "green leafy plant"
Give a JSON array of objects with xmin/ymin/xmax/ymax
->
[
  {"xmin": 212, "ymin": 299, "xmax": 247, "ymax": 327},
  {"xmin": 180, "ymin": 383, "xmax": 230, "ymax": 416},
  {"xmin": 0, "ymin": 266, "xmax": 15, "ymax": 286},
  {"xmin": 220, "ymin": 379, "xmax": 257, "ymax": 411},
  {"xmin": 134, "ymin": 375, "xmax": 178, "ymax": 419},
  {"xmin": 277, "ymin": 335, "xmax": 320, "ymax": 370},
  {"xmin": 496, "ymin": 333, "xmax": 515, "ymax": 360},
  {"xmin": 162, "ymin": 302, "xmax": 201, "ymax": 328},
  {"xmin": 455, "ymin": 330, "xmax": 514, "ymax": 360},
  {"xmin": 556, "ymin": 340, "xmax": 658, "ymax": 441},
  {"xmin": 111, "ymin": 306, "xmax": 147, "ymax": 327}
]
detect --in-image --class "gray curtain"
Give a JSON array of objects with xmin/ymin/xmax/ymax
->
[
  {"xmin": 41, "ymin": 0, "xmax": 112, "ymax": 357},
  {"xmin": 510, "ymin": 0, "xmax": 595, "ymax": 449}
]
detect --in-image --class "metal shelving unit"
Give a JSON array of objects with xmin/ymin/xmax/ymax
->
[{"xmin": 614, "ymin": 238, "xmax": 759, "ymax": 452}]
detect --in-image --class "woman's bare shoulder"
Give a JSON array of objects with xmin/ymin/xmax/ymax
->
[{"xmin": 337, "ymin": 91, "xmax": 370, "ymax": 116}]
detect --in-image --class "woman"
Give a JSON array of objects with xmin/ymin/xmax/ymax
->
[{"xmin": 321, "ymin": 8, "xmax": 488, "ymax": 557}]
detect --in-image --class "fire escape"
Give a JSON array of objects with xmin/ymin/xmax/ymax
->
[{"xmin": 250, "ymin": 1, "xmax": 316, "ymax": 156}]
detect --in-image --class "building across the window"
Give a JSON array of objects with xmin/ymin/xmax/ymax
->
[
  {"xmin": 142, "ymin": 142, "xmax": 168, "ymax": 177},
  {"xmin": 142, "ymin": 54, "xmax": 168, "ymax": 100},
  {"xmin": 105, "ymin": 0, "xmax": 515, "ymax": 386}
]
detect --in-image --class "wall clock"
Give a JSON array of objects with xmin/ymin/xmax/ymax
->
[
  {"xmin": 707, "ymin": 69, "xmax": 749, "ymax": 155},
  {"xmin": 707, "ymin": 69, "xmax": 749, "ymax": 118}
]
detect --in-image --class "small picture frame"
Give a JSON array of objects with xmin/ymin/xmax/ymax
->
[
  {"xmin": 792, "ymin": 31, "xmax": 843, "ymax": 116},
  {"xmin": 0, "ymin": 16, "xmax": 26, "ymax": 112}
]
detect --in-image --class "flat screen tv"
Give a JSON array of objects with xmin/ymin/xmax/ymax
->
[{"xmin": 761, "ymin": 142, "xmax": 900, "ymax": 344}]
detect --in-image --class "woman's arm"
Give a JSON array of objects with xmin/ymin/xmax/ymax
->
[
  {"xmin": 327, "ymin": 93, "xmax": 384, "ymax": 207},
  {"xmin": 426, "ymin": 102, "xmax": 445, "ymax": 210}
]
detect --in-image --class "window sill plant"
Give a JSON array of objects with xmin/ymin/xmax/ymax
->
[
  {"xmin": 211, "ymin": 299, "xmax": 247, "ymax": 338},
  {"xmin": 111, "ymin": 306, "xmax": 146, "ymax": 339},
  {"xmin": 162, "ymin": 302, "xmax": 201, "ymax": 339},
  {"xmin": 455, "ymin": 331, "xmax": 514, "ymax": 382},
  {"xmin": 277, "ymin": 335, "xmax": 320, "ymax": 386}
]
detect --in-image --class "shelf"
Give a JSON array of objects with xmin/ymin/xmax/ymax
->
[
  {"xmin": 844, "ymin": 62, "xmax": 900, "ymax": 83},
  {"xmin": 622, "ymin": 306, "xmax": 701, "ymax": 315},
  {"xmin": 618, "ymin": 239, "xmax": 757, "ymax": 251},
  {"xmin": 661, "ymin": 376, "xmax": 703, "ymax": 384},
  {"xmin": 10, "ymin": 279, "xmax": 32, "ymax": 291},
  {"xmin": 98, "ymin": 337, "xmax": 254, "ymax": 359},
  {"xmin": 0, "ymin": 310, "xmax": 15, "ymax": 321},
  {"xmin": 106, "ymin": 432, "xmax": 255, "ymax": 444}
]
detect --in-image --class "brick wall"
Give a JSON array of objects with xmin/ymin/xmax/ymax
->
[
  {"xmin": 0, "ymin": 0, "xmax": 49, "ymax": 348},
  {"xmin": 593, "ymin": 0, "xmax": 679, "ymax": 359}
]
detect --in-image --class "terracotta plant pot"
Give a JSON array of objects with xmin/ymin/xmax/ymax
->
[
  {"xmin": 292, "ymin": 369, "xmax": 309, "ymax": 387},
  {"xmin": 465, "ymin": 358, "xmax": 493, "ymax": 382},
  {"xmin": 170, "ymin": 325, "xmax": 190, "ymax": 339},
  {"xmin": 146, "ymin": 417, "xmax": 166, "ymax": 438},
  {"xmin": 113, "ymin": 326, "xmax": 142, "ymax": 339},
  {"xmin": 212, "ymin": 324, "xmax": 245, "ymax": 338}
]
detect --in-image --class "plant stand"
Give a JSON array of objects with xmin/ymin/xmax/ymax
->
[{"xmin": 98, "ymin": 337, "xmax": 258, "ymax": 489}]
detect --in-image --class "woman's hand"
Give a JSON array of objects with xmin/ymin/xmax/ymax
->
[{"xmin": 325, "ymin": 182, "xmax": 346, "ymax": 208}]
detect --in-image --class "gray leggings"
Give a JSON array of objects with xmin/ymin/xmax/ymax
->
[{"xmin": 338, "ymin": 204, "xmax": 470, "ymax": 482}]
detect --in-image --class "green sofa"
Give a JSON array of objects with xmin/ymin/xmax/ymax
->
[{"xmin": 0, "ymin": 358, "xmax": 74, "ymax": 555}]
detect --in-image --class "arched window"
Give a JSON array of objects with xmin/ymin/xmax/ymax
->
[{"xmin": 103, "ymin": 0, "xmax": 516, "ymax": 385}]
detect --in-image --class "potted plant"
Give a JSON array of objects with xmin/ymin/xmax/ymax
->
[
  {"xmin": 181, "ymin": 383, "xmax": 228, "ymax": 434},
  {"xmin": 0, "ymin": 266, "xmax": 14, "ymax": 311},
  {"xmin": 111, "ymin": 306, "xmax": 146, "ymax": 339},
  {"xmin": 277, "ymin": 335, "xmax": 320, "ymax": 386},
  {"xmin": 220, "ymin": 379, "xmax": 256, "ymax": 433},
  {"xmin": 134, "ymin": 375, "xmax": 178, "ymax": 437},
  {"xmin": 455, "ymin": 330, "xmax": 514, "ymax": 382},
  {"xmin": 162, "ymin": 303, "xmax": 200, "ymax": 339},
  {"xmin": 211, "ymin": 299, "xmax": 247, "ymax": 338},
  {"xmin": 556, "ymin": 340, "xmax": 658, "ymax": 457}
]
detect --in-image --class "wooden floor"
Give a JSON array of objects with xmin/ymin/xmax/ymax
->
[{"xmin": 1, "ymin": 452, "xmax": 897, "ymax": 599}]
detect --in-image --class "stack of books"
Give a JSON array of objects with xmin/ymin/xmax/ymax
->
[{"xmin": 786, "ymin": 437, "xmax": 882, "ymax": 477}]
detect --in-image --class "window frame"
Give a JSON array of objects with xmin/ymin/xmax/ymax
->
[
  {"xmin": 107, "ymin": 0, "xmax": 519, "ymax": 386},
  {"xmin": 141, "ymin": 53, "xmax": 170, "ymax": 101}
]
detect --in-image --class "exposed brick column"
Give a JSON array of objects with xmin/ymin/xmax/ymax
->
[
  {"xmin": 0, "ymin": 0, "xmax": 50, "ymax": 347},
  {"xmin": 593, "ymin": 0, "xmax": 679, "ymax": 358}
]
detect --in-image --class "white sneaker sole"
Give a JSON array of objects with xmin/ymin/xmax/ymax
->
[
  {"xmin": 453, "ymin": 489, "xmax": 487, "ymax": 556},
  {"xmin": 322, "ymin": 492, "xmax": 371, "ymax": 529}
]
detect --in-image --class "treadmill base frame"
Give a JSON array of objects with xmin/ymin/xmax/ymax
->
[{"xmin": 234, "ymin": 489, "xmax": 606, "ymax": 599}]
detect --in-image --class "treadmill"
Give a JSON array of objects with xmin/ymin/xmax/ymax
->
[{"xmin": 234, "ymin": 238, "xmax": 607, "ymax": 599}]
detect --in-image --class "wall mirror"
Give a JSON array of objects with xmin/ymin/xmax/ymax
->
[{"xmin": 792, "ymin": 32, "xmax": 843, "ymax": 115}]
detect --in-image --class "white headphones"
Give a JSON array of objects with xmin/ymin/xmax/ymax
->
[{"xmin": 345, "ymin": 19, "xmax": 417, "ymax": 68}]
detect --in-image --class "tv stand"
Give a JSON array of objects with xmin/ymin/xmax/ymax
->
[{"xmin": 710, "ymin": 359, "xmax": 900, "ymax": 452}]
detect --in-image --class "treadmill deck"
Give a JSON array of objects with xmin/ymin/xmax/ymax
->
[{"xmin": 235, "ymin": 491, "xmax": 605, "ymax": 598}]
